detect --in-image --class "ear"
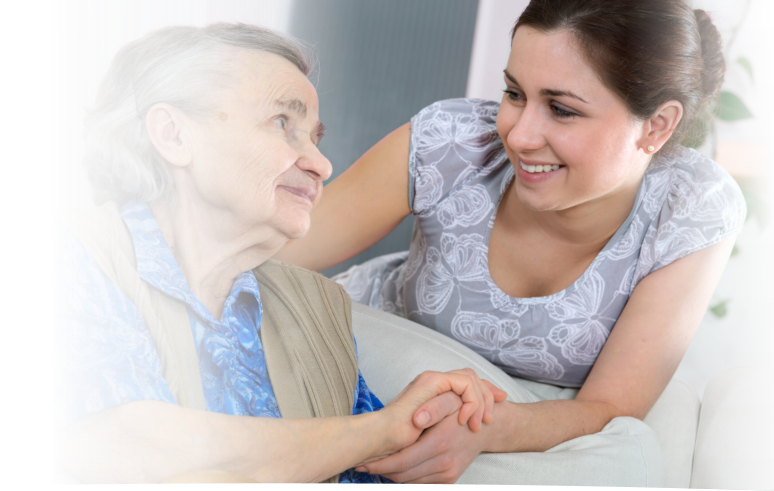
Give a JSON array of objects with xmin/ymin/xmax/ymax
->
[
  {"xmin": 146, "ymin": 103, "xmax": 193, "ymax": 167},
  {"xmin": 638, "ymin": 100, "xmax": 683, "ymax": 154}
]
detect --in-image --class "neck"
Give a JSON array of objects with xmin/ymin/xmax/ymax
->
[
  {"xmin": 506, "ymin": 169, "xmax": 645, "ymax": 254},
  {"xmin": 149, "ymin": 196, "xmax": 286, "ymax": 320}
]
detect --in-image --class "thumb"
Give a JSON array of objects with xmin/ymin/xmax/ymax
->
[
  {"xmin": 413, "ymin": 392, "xmax": 463, "ymax": 429},
  {"xmin": 482, "ymin": 379, "xmax": 508, "ymax": 402}
]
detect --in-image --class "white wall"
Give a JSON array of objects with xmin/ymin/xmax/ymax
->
[
  {"xmin": 465, "ymin": 0, "xmax": 529, "ymax": 102},
  {"xmin": 55, "ymin": 0, "xmax": 295, "ymax": 218}
]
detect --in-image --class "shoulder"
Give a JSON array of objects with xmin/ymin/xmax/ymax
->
[
  {"xmin": 412, "ymin": 97, "xmax": 500, "ymax": 127},
  {"xmin": 409, "ymin": 98, "xmax": 506, "ymax": 214},
  {"xmin": 53, "ymin": 220, "xmax": 136, "ymax": 322},
  {"xmin": 58, "ymin": 224, "xmax": 119, "ymax": 295},
  {"xmin": 256, "ymin": 259, "xmax": 353, "ymax": 329},
  {"xmin": 410, "ymin": 98, "xmax": 502, "ymax": 154},
  {"xmin": 636, "ymin": 146, "xmax": 746, "ymax": 274},
  {"xmin": 257, "ymin": 259, "xmax": 350, "ymax": 298},
  {"xmin": 646, "ymin": 146, "xmax": 746, "ymax": 231}
]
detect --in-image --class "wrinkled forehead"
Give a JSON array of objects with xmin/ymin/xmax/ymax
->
[{"xmin": 226, "ymin": 48, "xmax": 319, "ymax": 115}]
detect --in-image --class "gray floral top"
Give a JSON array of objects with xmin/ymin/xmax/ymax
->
[{"xmin": 334, "ymin": 98, "xmax": 746, "ymax": 387}]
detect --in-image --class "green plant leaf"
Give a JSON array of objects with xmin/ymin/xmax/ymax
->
[
  {"xmin": 717, "ymin": 91, "xmax": 753, "ymax": 121},
  {"xmin": 736, "ymin": 56, "xmax": 754, "ymax": 83},
  {"xmin": 709, "ymin": 300, "xmax": 729, "ymax": 318}
]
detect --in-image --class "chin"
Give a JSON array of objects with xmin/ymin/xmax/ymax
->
[
  {"xmin": 515, "ymin": 185, "xmax": 562, "ymax": 212},
  {"xmin": 277, "ymin": 214, "xmax": 311, "ymax": 240}
]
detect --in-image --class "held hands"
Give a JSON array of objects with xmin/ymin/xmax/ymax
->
[{"xmin": 368, "ymin": 369, "xmax": 506, "ymax": 468}]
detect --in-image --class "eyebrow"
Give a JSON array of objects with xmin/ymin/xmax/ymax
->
[
  {"xmin": 274, "ymin": 97, "xmax": 326, "ymax": 143},
  {"xmin": 274, "ymin": 97, "xmax": 307, "ymax": 118},
  {"xmin": 503, "ymin": 69, "xmax": 589, "ymax": 104}
]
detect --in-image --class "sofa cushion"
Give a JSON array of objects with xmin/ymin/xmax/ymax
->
[{"xmin": 352, "ymin": 302, "xmax": 695, "ymax": 486}]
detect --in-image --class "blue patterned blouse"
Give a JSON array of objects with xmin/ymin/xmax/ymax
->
[{"xmin": 58, "ymin": 201, "xmax": 388, "ymax": 483}]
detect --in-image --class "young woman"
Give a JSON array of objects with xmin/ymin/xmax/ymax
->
[{"xmin": 277, "ymin": 0, "xmax": 746, "ymax": 484}]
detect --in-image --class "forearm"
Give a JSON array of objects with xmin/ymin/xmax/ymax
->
[
  {"xmin": 483, "ymin": 399, "xmax": 618, "ymax": 453},
  {"xmin": 60, "ymin": 400, "xmax": 393, "ymax": 483}
]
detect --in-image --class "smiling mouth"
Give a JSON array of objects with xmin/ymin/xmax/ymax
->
[
  {"xmin": 519, "ymin": 161, "xmax": 564, "ymax": 174},
  {"xmin": 278, "ymin": 185, "xmax": 316, "ymax": 203}
]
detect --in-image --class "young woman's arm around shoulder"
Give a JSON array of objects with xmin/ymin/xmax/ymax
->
[
  {"xmin": 274, "ymin": 123, "xmax": 411, "ymax": 271},
  {"xmin": 357, "ymin": 236, "xmax": 735, "ymax": 483}
]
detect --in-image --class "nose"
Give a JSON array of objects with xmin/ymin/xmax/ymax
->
[
  {"xmin": 297, "ymin": 143, "xmax": 333, "ymax": 182},
  {"xmin": 506, "ymin": 102, "xmax": 546, "ymax": 154}
]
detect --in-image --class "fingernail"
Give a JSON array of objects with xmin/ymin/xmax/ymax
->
[
  {"xmin": 416, "ymin": 410, "xmax": 431, "ymax": 426},
  {"xmin": 356, "ymin": 466, "xmax": 367, "ymax": 473}
]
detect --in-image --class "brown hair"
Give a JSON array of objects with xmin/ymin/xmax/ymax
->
[{"xmin": 513, "ymin": 0, "xmax": 725, "ymax": 149}]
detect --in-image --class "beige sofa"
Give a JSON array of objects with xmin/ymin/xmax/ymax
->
[{"xmin": 352, "ymin": 302, "xmax": 774, "ymax": 488}]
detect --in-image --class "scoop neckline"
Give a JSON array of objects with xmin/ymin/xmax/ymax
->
[{"xmin": 482, "ymin": 160, "xmax": 648, "ymax": 305}]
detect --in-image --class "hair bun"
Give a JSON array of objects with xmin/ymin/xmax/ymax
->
[{"xmin": 694, "ymin": 9, "xmax": 725, "ymax": 102}]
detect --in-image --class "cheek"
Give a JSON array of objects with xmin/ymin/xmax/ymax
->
[{"xmin": 555, "ymin": 120, "xmax": 637, "ymax": 182}]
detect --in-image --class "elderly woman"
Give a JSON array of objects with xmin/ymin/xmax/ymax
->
[
  {"xmin": 56, "ymin": 23, "xmax": 505, "ymax": 484},
  {"xmin": 278, "ymin": 0, "xmax": 746, "ymax": 484}
]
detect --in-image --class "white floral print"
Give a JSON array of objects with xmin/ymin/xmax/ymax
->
[
  {"xmin": 436, "ymin": 184, "xmax": 493, "ymax": 229},
  {"xmin": 416, "ymin": 233, "xmax": 488, "ymax": 314},
  {"xmin": 452, "ymin": 311, "xmax": 564, "ymax": 380}
]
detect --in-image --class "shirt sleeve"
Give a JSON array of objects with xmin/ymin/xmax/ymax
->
[
  {"xmin": 636, "ymin": 147, "xmax": 747, "ymax": 279},
  {"xmin": 55, "ymin": 227, "xmax": 175, "ymax": 425},
  {"xmin": 408, "ymin": 98, "xmax": 504, "ymax": 216}
]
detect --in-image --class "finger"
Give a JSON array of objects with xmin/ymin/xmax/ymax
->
[
  {"xmin": 413, "ymin": 392, "xmax": 462, "ymax": 429},
  {"xmin": 407, "ymin": 371, "xmax": 486, "ymax": 426},
  {"xmin": 404, "ymin": 470, "xmax": 458, "ymax": 484},
  {"xmin": 454, "ymin": 369, "xmax": 483, "ymax": 431},
  {"xmin": 382, "ymin": 456, "xmax": 453, "ymax": 484},
  {"xmin": 482, "ymin": 383, "xmax": 495, "ymax": 425},
  {"xmin": 483, "ymin": 379, "xmax": 508, "ymax": 402},
  {"xmin": 355, "ymin": 431, "xmax": 438, "ymax": 476}
]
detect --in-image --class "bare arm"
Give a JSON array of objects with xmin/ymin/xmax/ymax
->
[
  {"xmin": 59, "ymin": 369, "xmax": 505, "ymax": 483},
  {"xmin": 275, "ymin": 123, "xmax": 412, "ymax": 271},
  {"xmin": 361, "ymin": 237, "xmax": 736, "ymax": 482}
]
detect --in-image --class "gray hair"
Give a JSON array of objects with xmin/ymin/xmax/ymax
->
[{"xmin": 84, "ymin": 23, "xmax": 315, "ymax": 205}]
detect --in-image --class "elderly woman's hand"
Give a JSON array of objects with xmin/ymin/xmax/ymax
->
[{"xmin": 369, "ymin": 369, "xmax": 506, "ymax": 461}]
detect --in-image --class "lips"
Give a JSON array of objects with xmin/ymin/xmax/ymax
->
[
  {"xmin": 516, "ymin": 158, "xmax": 565, "ymax": 183},
  {"xmin": 278, "ymin": 184, "xmax": 317, "ymax": 203}
]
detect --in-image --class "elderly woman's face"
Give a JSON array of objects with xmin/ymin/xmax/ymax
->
[{"xmin": 183, "ymin": 50, "xmax": 331, "ymax": 240}]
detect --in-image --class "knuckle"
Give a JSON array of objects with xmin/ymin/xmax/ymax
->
[
  {"xmin": 440, "ymin": 469, "xmax": 456, "ymax": 482},
  {"xmin": 435, "ymin": 439, "xmax": 450, "ymax": 454}
]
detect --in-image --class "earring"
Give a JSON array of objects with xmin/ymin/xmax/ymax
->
[{"xmin": 647, "ymin": 145, "xmax": 655, "ymax": 152}]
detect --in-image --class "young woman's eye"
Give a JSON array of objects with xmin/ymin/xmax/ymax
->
[
  {"xmin": 503, "ymin": 89, "xmax": 523, "ymax": 103},
  {"xmin": 273, "ymin": 116, "xmax": 287, "ymax": 130},
  {"xmin": 551, "ymin": 104, "xmax": 577, "ymax": 119}
]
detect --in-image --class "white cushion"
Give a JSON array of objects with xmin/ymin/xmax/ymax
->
[
  {"xmin": 352, "ymin": 302, "xmax": 695, "ymax": 486},
  {"xmin": 690, "ymin": 365, "xmax": 774, "ymax": 489}
]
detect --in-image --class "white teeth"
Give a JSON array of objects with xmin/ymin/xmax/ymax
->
[{"xmin": 520, "ymin": 161, "xmax": 562, "ymax": 174}]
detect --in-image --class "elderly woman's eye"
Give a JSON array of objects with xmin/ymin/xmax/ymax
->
[{"xmin": 273, "ymin": 117, "xmax": 287, "ymax": 130}]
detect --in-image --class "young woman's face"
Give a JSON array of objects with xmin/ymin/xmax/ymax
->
[{"xmin": 496, "ymin": 26, "xmax": 649, "ymax": 212}]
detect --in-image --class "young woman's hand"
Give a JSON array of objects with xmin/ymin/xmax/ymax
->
[{"xmin": 356, "ymin": 407, "xmax": 494, "ymax": 483}]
